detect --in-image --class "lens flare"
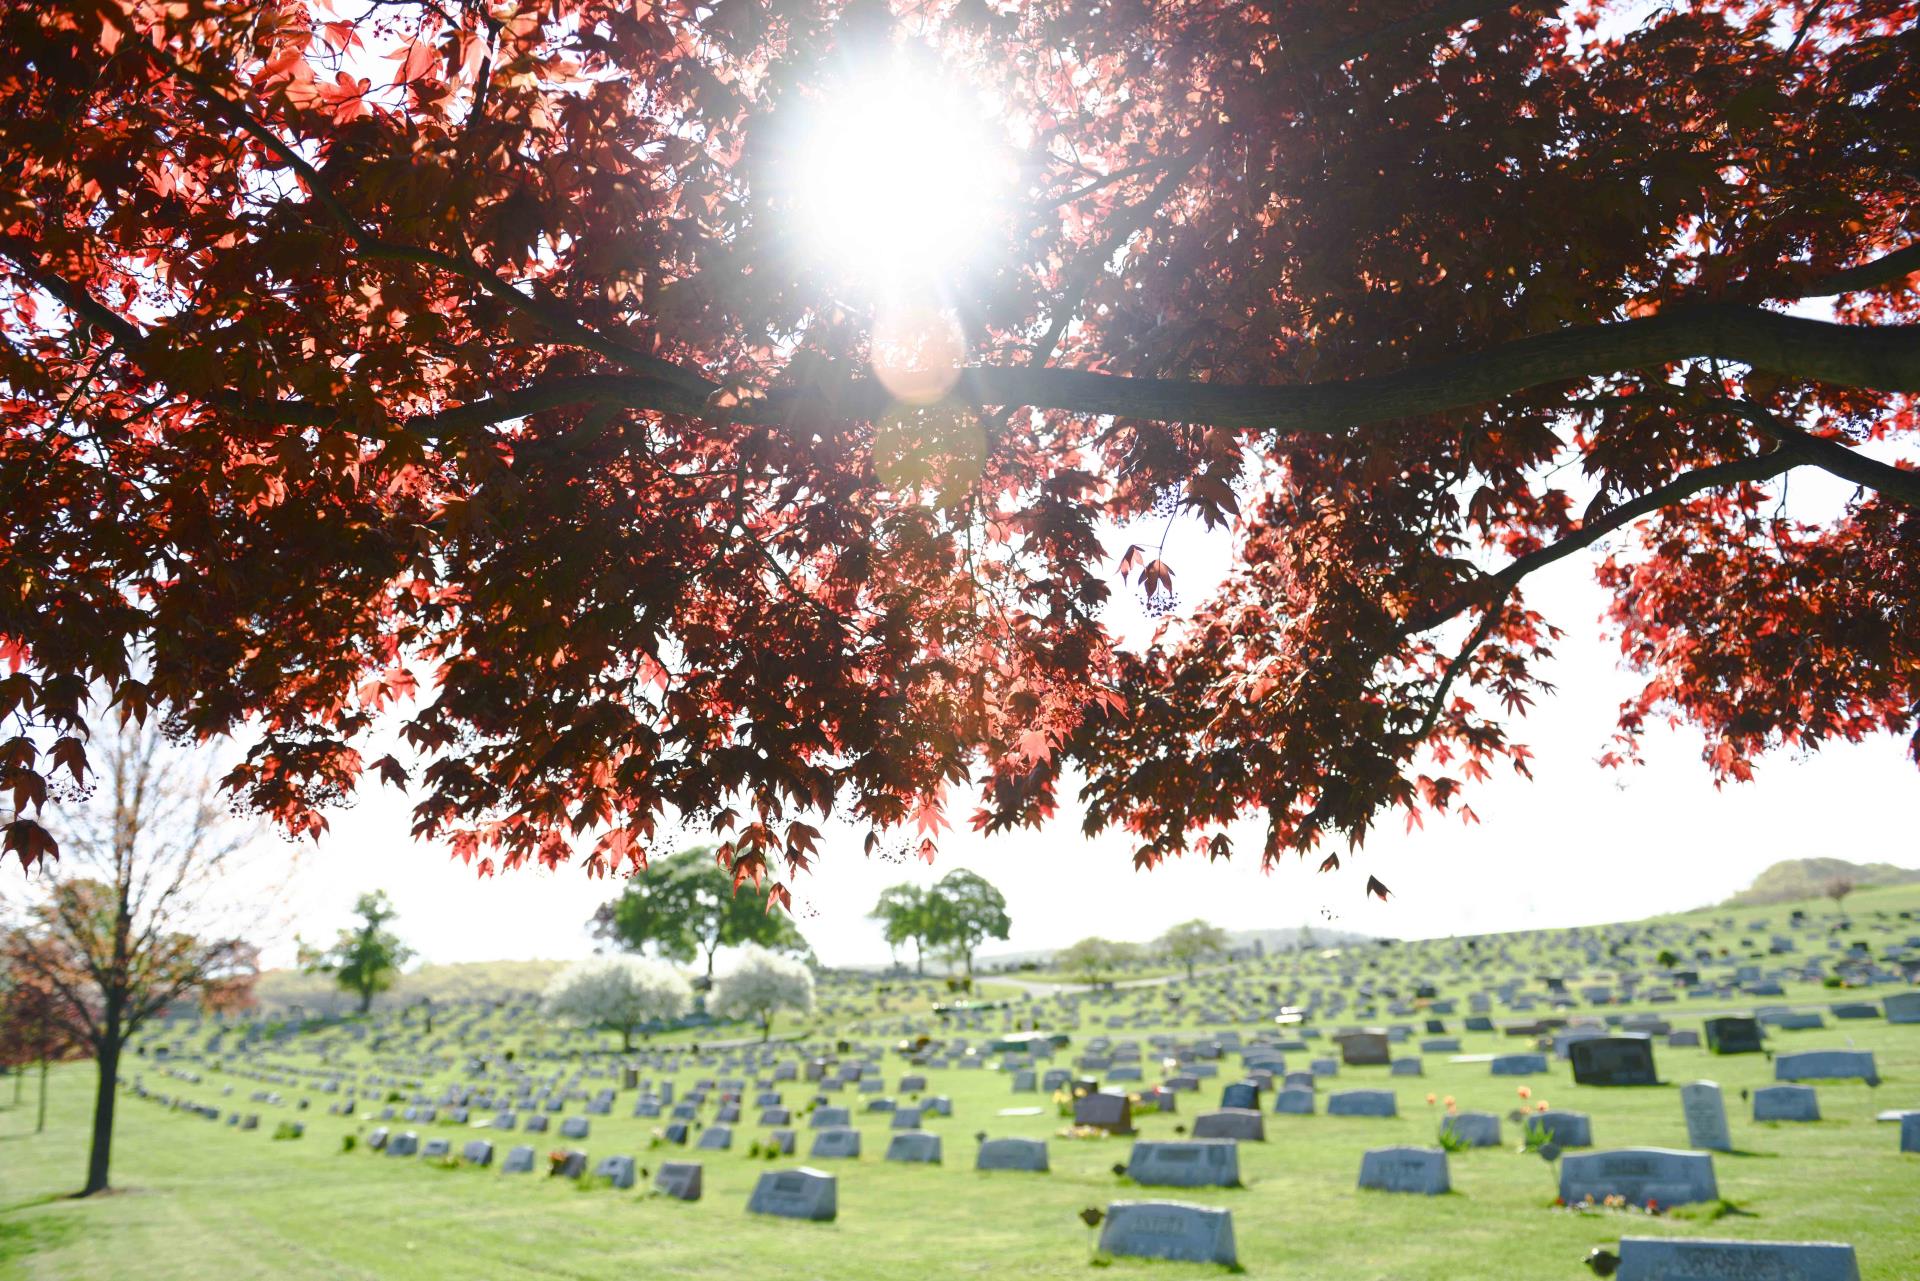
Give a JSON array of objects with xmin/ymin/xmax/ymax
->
[{"xmin": 785, "ymin": 57, "xmax": 1010, "ymax": 291}]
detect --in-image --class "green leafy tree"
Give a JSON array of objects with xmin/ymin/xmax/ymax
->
[
  {"xmin": 1056, "ymin": 936, "xmax": 1137, "ymax": 986},
  {"xmin": 591, "ymin": 847, "xmax": 807, "ymax": 980},
  {"xmin": 926, "ymin": 870, "xmax": 1010, "ymax": 978},
  {"xmin": 868, "ymin": 884, "xmax": 939, "ymax": 975},
  {"xmin": 1158, "ymin": 919, "xmax": 1231, "ymax": 981},
  {"xmin": 303, "ymin": 891, "xmax": 413, "ymax": 1015}
]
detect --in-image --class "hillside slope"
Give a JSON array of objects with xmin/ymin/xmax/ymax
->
[{"xmin": 1723, "ymin": 856, "xmax": 1920, "ymax": 907}]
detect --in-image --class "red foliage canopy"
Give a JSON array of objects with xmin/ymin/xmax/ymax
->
[{"xmin": 1, "ymin": 1, "xmax": 1914, "ymax": 896}]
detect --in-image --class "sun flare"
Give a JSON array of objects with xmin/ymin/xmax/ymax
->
[{"xmin": 785, "ymin": 58, "xmax": 1010, "ymax": 294}]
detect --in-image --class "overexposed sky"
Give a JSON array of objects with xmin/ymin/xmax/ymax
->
[{"xmin": 268, "ymin": 460, "xmax": 1920, "ymax": 971}]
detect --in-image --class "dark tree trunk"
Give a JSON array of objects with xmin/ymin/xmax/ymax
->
[
  {"xmin": 914, "ymin": 940, "xmax": 924, "ymax": 976},
  {"xmin": 36, "ymin": 1058, "xmax": 48, "ymax": 1134},
  {"xmin": 358, "ymin": 986, "xmax": 373, "ymax": 1015},
  {"xmin": 82, "ymin": 1024, "xmax": 122, "ymax": 1195}
]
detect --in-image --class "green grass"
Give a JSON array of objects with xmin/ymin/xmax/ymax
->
[{"xmin": 4, "ymin": 888, "xmax": 1919, "ymax": 1280}]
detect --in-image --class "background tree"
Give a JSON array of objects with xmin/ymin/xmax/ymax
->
[
  {"xmin": 1825, "ymin": 876, "xmax": 1857, "ymax": 914},
  {"xmin": 542, "ymin": 955, "xmax": 691, "ymax": 1052},
  {"xmin": 0, "ymin": 956, "xmax": 82, "ymax": 1131},
  {"xmin": 1157, "ymin": 919, "xmax": 1230, "ymax": 981},
  {"xmin": 868, "ymin": 884, "xmax": 938, "ymax": 975},
  {"xmin": 0, "ymin": 3, "xmax": 1914, "ymax": 903},
  {"xmin": 1055, "ymin": 936, "xmax": 1137, "ymax": 987},
  {"xmin": 708, "ymin": 946, "xmax": 815, "ymax": 1042},
  {"xmin": 0, "ymin": 718, "xmax": 263, "ymax": 1196},
  {"xmin": 926, "ymin": 870, "xmax": 1011, "ymax": 978},
  {"xmin": 590, "ymin": 847, "xmax": 808, "ymax": 981},
  {"xmin": 302, "ymin": 892, "xmax": 413, "ymax": 1015}
]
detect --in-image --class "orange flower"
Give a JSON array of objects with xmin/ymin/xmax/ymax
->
[
  {"xmin": 1425, "ymin": 1093, "xmax": 1437, "ymax": 1105},
  {"xmin": 1442, "ymin": 1095, "xmax": 1455, "ymax": 1108},
  {"xmin": 1516, "ymin": 1085, "xmax": 1532, "ymax": 1099},
  {"xmin": 1537, "ymin": 1100, "xmax": 1550, "ymax": 1112}
]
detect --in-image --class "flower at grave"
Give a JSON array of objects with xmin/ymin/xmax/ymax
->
[
  {"xmin": 1425, "ymin": 1093, "xmax": 1437, "ymax": 1106},
  {"xmin": 1442, "ymin": 1095, "xmax": 1455, "ymax": 1109},
  {"xmin": 1079, "ymin": 1207, "xmax": 1105, "ymax": 1228},
  {"xmin": 1516, "ymin": 1086, "xmax": 1532, "ymax": 1100},
  {"xmin": 1644, "ymin": 1199, "xmax": 1658, "ymax": 1214}
]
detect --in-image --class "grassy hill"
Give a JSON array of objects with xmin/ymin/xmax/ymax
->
[
  {"xmin": 253, "ymin": 958, "xmax": 567, "ymax": 1013},
  {"xmin": 1723, "ymin": 857, "xmax": 1920, "ymax": 908},
  {"xmin": 6, "ymin": 873, "xmax": 1919, "ymax": 1281}
]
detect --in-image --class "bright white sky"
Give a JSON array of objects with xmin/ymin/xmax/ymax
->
[{"xmin": 268, "ymin": 460, "xmax": 1920, "ymax": 972}]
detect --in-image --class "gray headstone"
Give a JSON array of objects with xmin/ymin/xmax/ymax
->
[
  {"xmin": 747, "ymin": 1167, "xmax": 837, "ymax": 1221},
  {"xmin": 1097, "ymin": 1201, "xmax": 1237, "ymax": 1267},
  {"xmin": 1327, "ymin": 1089, "xmax": 1397, "ymax": 1117},
  {"xmin": 808, "ymin": 1127, "xmax": 861, "ymax": 1159},
  {"xmin": 1530, "ymin": 1109, "xmax": 1593, "ymax": 1148},
  {"xmin": 1559, "ymin": 1147, "xmax": 1718, "ymax": 1209},
  {"xmin": 1126, "ymin": 1139, "xmax": 1240, "ymax": 1188},
  {"xmin": 594, "ymin": 1154, "xmax": 637, "ymax": 1188},
  {"xmin": 1884, "ymin": 992, "xmax": 1920, "ymax": 1024},
  {"xmin": 1191, "ymin": 1108, "xmax": 1265, "ymax": 1142},
  {"xmin": 1681, "ymin": 1081, "xmax": 1732, "ymax": 1152},
  {"xmin": 1754, "ymin": 1084, "xmax": 1820, "ymax": 1122},
  {"xmin": 655, "ymin": 1160, "xmax": 702, "ymax": 1200},
  {"xmin": 976, "ymin": 1137, "xmax": 1050, "ymax": 1172},
  {"xmin": 1775, "ymin": 1050, "xmax": 1876, "ymax": 1084},
  {"xmin": 696, "ymin": 1124, "xmax": 734, "ymax": 1150},
  {"xmin": 884, "ymin": 1131, "xmax": 942, "ymax": 1164},
  {"xmin": 559, "ymin": 1116, "xmax": 590, "ymax": 1139},
  {"xmin": 1440, "ymin": 1111, "xmax": 1500, "ymax": 1147},
  {"xmin": 1358, "ymin": 1145, "xmax": 1450, "ymax": 1195},
  {"xmin": 1273, "ymin": 1087, "xmax": 1315, "ymax": 1115},
  {"xmin": 1616, "ymin": 1237, "xmax": 1859, "ymax": 1281},
  {"xmin": 501, "ymin": 1145, "xmax": 536, "ymax": 1173}
]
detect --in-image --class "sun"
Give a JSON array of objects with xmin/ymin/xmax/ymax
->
[{"xmin": 782, "ymin": 55, "xmax": 1011, "ymax": 295}]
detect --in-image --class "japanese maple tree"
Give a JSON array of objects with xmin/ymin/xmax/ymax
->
[{"xmin": 0, "ymin": 1, "xmax": 1913, "ymax": 896}]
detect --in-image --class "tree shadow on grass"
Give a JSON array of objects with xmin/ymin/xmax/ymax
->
[{"xmin": 0, "ymin": 1198, "xmax": 85, "ymax": 1269}]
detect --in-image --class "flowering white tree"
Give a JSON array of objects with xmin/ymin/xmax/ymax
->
[
  {"xmin": 543, "ymin": 955, "xmax": 691, "ymax": 1051},
  {"xmin": 709, "ymin": 945, "xmax": 814, "ymax": 1041}
]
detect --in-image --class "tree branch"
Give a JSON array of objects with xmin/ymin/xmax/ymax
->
[
  {"xmin": 1708, "ymin": 398, "xmax": 1920, "ymax": 506},
  {"xmin": 1409, "ymin": 446, "xmax": 1810, "ymax": 636},
  {"xmin": 397, "ymin": 306, "xmax": 1920, "ymax": 437}
]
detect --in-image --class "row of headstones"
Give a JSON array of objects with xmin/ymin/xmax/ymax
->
[{"xmin": 739, "ymin": 1163, "xmax": 1868, "ymax": 1279}]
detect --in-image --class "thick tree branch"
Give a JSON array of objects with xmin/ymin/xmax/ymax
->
[
  {"xmin": 1802, "ymin": 242, "xmax": 1920, "ymax": 298},
  {"xmin": 397, "ymin": 307, "xmax": 1919, "ymax": 437}
]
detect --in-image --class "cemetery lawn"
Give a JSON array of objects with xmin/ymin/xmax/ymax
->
[{"xmin": 1, "ymin": 883, "xmax": 1917, "ymax": 1280}]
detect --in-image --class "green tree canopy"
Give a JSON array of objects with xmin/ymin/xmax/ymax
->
[
  {"xmin": 925, "ymin": 869, "xmax": 1010, "ymax": 978},
  {"xmin": 590, "ymin": 847, "xmax": 807, "ymax": 978},
  {"xmin": 1157, "ymin": 919, "xmax": 1231, "ymax": 981},
  {"xmin": 301, "ymin": 891, "xmax": 413, "ymax": 1015},
  {"xmin": 1055, "ymin": 936, "xmax": 1138, "ymax": 986},
  {"xmin": 868, "ymin": 884, "xmax": 938, "ymax": 975}
]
